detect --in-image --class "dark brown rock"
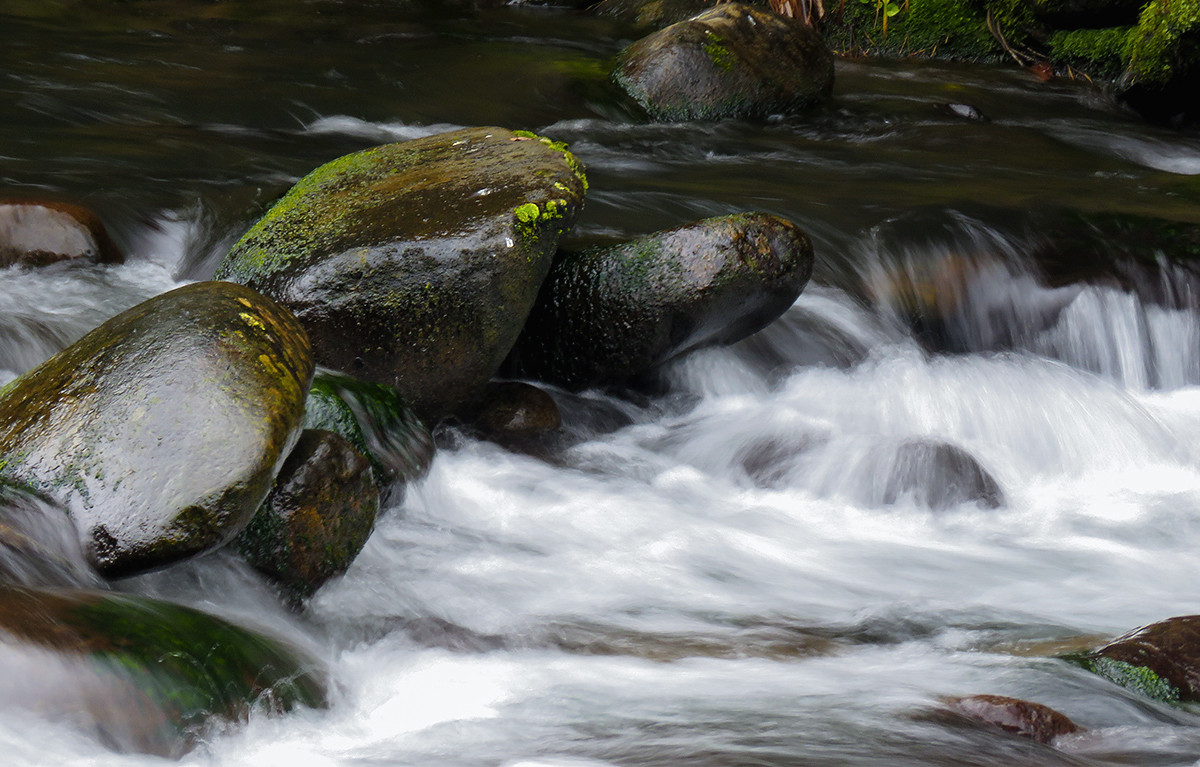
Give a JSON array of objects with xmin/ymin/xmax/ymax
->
[
  {"xmin": 951, "ymin": 694, "xmax": 1082, "ymax": 744},
  {"xmin": 1073, "ymin": 615, "xmax": 1200, "ymax": 702},
  {"xmin": 468, "ymin": 381, "xmax": 562, "ymax": 439},
  {"xmin": 0, "ymin": 199, "xmax": 122, "ymax": 267},
  {"xmin": 235, "ymin": 429, "xmax": 379, "ymax": 600}
]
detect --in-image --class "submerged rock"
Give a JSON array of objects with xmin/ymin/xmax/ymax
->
[
  {"xmin": 236, "ymin": 429, "xmax": 379, "ymax": 601},
  {"xmin": 0, "ymin": 587, "xmax": 325, "ymax": 757},
  {"xmin": 881, "ymin": 440, "xmax": 1005, "ymax": 510},
  {"xmin": 0, "ymin": 281, "xmax": 313, "ymax": 577},
  {"xmin": 215, "ymin": 126, "xmax": 588, "ymax": 420},
  {"xmin": 949, "ymin": 694, "xmax": 1082, "ymax": 744},
  {"xmin": 1071, "ymin": 615, "xmax": 1200, "ymax": 703},
  {"xmin": 0, "ymin": 199, "xmax": 122, "ymax": 268},
  {"xmin": 590, "ymin": 0, "xmax": 723, "ymax": 29},
  {"xmin": 305, "ymin": 369, "xmax": 435, "ymax": 500},
  {"xmin": 506, "ymin": 213, "xmax": 814, "ymax": 390},
  {"xmin": 613, "ymin": 3, "xmax": 834, "ymax": 121}
]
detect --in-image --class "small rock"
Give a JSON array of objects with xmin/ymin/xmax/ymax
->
[
  {"xmin": 951, "ymin": 694, "xmax": 1082, "ymax": 743},
  {"xmin": 467, "ymin": 381, "xmax": 563, "ymax": 440},
  {"xmin": 0, "ymin": 199, "xmax": 122, "ymax": 267},
  {"xmin": 613, "ymin": 3, "xmax": 834, "ymax": 121},
  {"xmin": 236, "ymin": 429, "xmax": 379, "ymax": 600},
  {"xmin": 506, "ymin": 212, "xmax": 814, "ymax": 390},
  {"xmin": 0, "ymin": 281, "xmax": 313, "ymax": 577}
]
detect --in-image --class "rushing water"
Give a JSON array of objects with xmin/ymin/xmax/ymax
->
[{"xmin": 5, "ymin": 1, "xmax": 1200, "ymax": 765}]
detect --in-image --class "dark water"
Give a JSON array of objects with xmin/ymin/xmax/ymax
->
[{"xmin": 4, "ymin": 1, "xmax": 1200, "ymax": 765}]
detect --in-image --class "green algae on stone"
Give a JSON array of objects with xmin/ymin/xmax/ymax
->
[
  {"xmin": 0, "ymin": 281, "xmax": 313, "ymax": 577},
  {"xmin": 235, "ymin": 429, "xmax": 379, "ymax": 601},
  {"xmin": 1067, "ymin": 615, "xmax": 1200, "ymax": 704},
  {"xmin": 505, "ymin": 212, "xmax": 815, "ymax": 390},
  {"xmin": 0, "ymin": 587, "xmax": 325, "ymax": 757},
  {"xmin": 613, "ymin": 3, "xmax": 834, "ymax": 121},
  {"xmin": 215, "ymin": 127, "xmax": 587, "ymax": 420}
]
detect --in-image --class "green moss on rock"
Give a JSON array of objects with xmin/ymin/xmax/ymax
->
[
  {"xmin": 0, "ymin": 587, "xmax": 325, "ymax": 756},
  {"xmin": 505, "ymin": 212, "xmax": 815, "ymax": 389},
  {"xmin": 0, "ymin": 282, "xmax": 313, "ymax": 577},
  {"xmin": 215, "ymin": 127, "xmax": 587, "ymax": 420}
]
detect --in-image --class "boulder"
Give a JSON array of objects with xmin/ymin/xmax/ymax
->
[
  {"xmin": 0, "ymin": 587, "xmax": 325, "ymax": 756},
  {"xmin": 950, "ymin": 694, "xmax": 1082, "ymax": 744},
  {"xmin": 613, "ymin": 3, "xmax": 834, "ymax": 121},
  {"xmin": 0, "ymin": 199, "xmax": 122, "ymax": 268},
  {"xmin": 1071, "ymin": 615, "xmax": 1200, "ymax": 702},
  {"xmin": 304, "ymin": 369, "xmax": 435, "ymax": 494},
  {"xmin": 506, "ymin": 212, "xmax": 814, "ymax": 390},
  {"xmin": 215, "ymin": 126, "xmax": 588, "ymax": 421},
  {"xmin": 0, "ymin": 281, "xmax": 313, "ymax": 577},
  {"xmin": 235, "ymin": 429, "xmax": 379, "ymax": 600}
]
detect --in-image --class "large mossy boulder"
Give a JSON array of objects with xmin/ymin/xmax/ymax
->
[
  {"xmin": 0, "ymin": 587, "xmax": 325, "ymax": 756},
  {"xmin": 1070, "ymin": 615, "xmax": 1200, "ymax": 703},
  {"xmin": 235, "ymin": 429, "xmax": 379, "ymax": 601},
  {"xmin": 0, "ymin": 281, "xmax": 313, "ymax": 577},
  {"xmin": 613, "ymin": 4, "xmax": 834, "ymax": 121},
  {"xmin": 214, "ymin": 127, "xmax": 588, "ymax": 421},
  {"xmin": 505, "ymin": 212, "xmax": 814, "ymax": 390}
]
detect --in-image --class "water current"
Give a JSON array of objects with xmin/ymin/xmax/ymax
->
[{"xmin": 4, "ymin": 1, "xmax": 1200, "ymax": 764}]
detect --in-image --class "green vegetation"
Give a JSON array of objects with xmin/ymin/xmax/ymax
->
[{"xmin": 823, "ymin": 0, "xmax": 1197, "ymax": 91}]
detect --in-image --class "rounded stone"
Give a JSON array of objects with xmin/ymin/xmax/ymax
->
[
  {"xmin": 506, "ymin": 212, "xmax": 814, "ymax": 390},
  {"xmin": 0, "ymin": 281, "xmax": 314, "ymax": 577},
  {"xmin": 881, "ymin": 440, "xmax": 1005, "ymax": 510},
  {"xmin": 468, "ymin": 381, "xmax": 563, "ymax": 439},
  {"xmin": 614, "ymin": 3, "xmax": 834, "ymax": 121},
  {"xmin": 215, "ymin": 126, "xmax": 588, "ymax": 421},
  {"xmin": 1074, "ymin": 615, "xmax": 1200, "ymax": 702},
  {"xmin": 235, "ymin": 429, "xmax": 379, "ymax": 601},
  {"xmin": 0, "ymin": 199, "xmax": 122, "ymax": 268},
  {"xmin": 0, "ymin": 587, "xmax": 325, "ymax": 757},
  {"xmin": 951, "ymin": 694, "xmax": 1081, "ymax": 744}
]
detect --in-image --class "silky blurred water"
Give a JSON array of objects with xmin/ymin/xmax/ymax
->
[{"xmin": 4, "ymin": 1, "xmax": 1200, "ymax": 765}]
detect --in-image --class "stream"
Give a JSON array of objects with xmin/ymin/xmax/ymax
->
[{"xmin": 5, "ymin": 1, "xmax": 1200, "ymax": 765}]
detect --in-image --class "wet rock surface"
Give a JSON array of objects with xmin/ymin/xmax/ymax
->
[
  {"xmin": 1072, "ymin": 615, "xmax": 1200, "ymax": 702},
  {"xmin": 0, "ymin": 587, "xmax": 326, "ymax": 757},
  {"xmin": 506, "ymin": 212, "xmax": 814, "ymax": 390},
  {"xmin": 215, "ymin": 126, "xmax": 588, "ymax": 421},
  {"xmin": 613, "ymin": 3, "xmax": 834, "ymax": 121},
  {"xmin": 0, "ymin": 199, "xmax": 122, "ymax": 268},
  {"xmin": 0, "ymin": 281, "xmax": 313, "ymax": 577},
  {"xmin": 950, "ymin": 694, "xmax": 1082, "ymax": 743},
  {"xmin": 464, "ymin": 381, "xmax": 563, "ymax": 442},
  {"xmin": 236, "ymin": 429, "xmax": 380, "ymax": 600}
]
